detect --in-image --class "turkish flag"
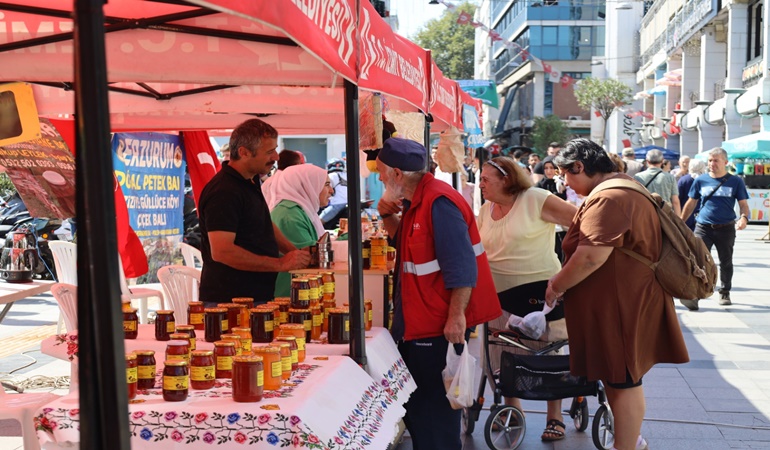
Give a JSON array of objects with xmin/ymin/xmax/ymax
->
[
  {"xmin": 47, "ymin": 119, "xmax": 148, "ymax": 278},
  {"xmin": 542, "ymin": 63, "xmax": 552, "ymax": 74},
  {"xmin": 181, "ymin": 131, "xmax": 221, "ymax": 208},
  {"xmin": 457, "ymin": 11, "xmax": 472, "ymax": 25},
  {"xmin": 488, "ymin": 30, "xmax": 503, "ymax": 42},
  {"xmin": 560, "ymin": 75, "xmax": 574, "ymax": 88},
  {"xmin": 662, "ymin": 131, "xmax": 669, "ymax": 139},
  {"xmin": 622, "ymin": 139, "xmax": 632, "ymax": 148},
  {"xmin": 594, "ymin": 110, "xmax": 602, "ymax": 117}
]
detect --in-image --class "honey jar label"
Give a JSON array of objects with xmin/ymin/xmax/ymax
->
[
  {"xmin": 290, "ymin": 349, "xmax": 298, "ymax": 364},
  {"xmin": 191, "ymin": 365, "xmax": 215, "ymax": 381},
  {"xmin": 312, "ymin": 314, "xmax": 322, "ymax": 327},
  {"xmin": 166, "ymin": 321, "xmax": 176, "ymax": 333},
  {"xmin": 298, "ymin": 289, "xmax": 309, "ymax": 301},
  {"xmin": 264, "ymin": 321, "xmax": 274, "ymax": 332},
  {"xmin": 123, "ymin": 321, "xmax": 137, "ymax": 332},
  {"xmin": 257, "ymin": 370, "xmax": 264, "ymax": 387},
  {"xmin": 309, "ymin": 287, "xmax": 319, "ymax": 300},
  {"xmin": 138, "ymin": 365, "xmax": 156, "ymax": 379},
  {"xmin": 167, "ymin": 354, "xmax": 190, "ymax": 364},
  {"xmin": 279, "ymin": 312, "xmax": 288, "ymax": 323},
  {"xmin": 222, "ymin": 319, "xmax": 229, "ymax": 331},
  {"xmin": 126, "ymin": 367, "xmax": 138, "ymax": 384},
  {"xmin": 217, "ymin": 356, "xmax": 233, "ymax": 371},
  {"xmin": 189, "ymin": 313, "xmax": 204, "ymax": 325},
  {"xmin": 303, "ymin": 319, "xmax": 311, "ymax": 331},
  {"xmin": 189, "ymin": 338, "xmax": 196, "ymax": 351},
  {"xmin": 241, "ymin": 339, "xmax": 252, "ymax": 350},
  {"xmin": 323, "ymin": 282, "xmax": 335, "ymax": 294},
  {"xmin": 296, "ymin": 338, "xmax": 306, "ymax": 351},
  {"xmin": 271, "ymin": 361, "xmax": 282, "ymax": 378},
  {"xmin": 368, "ymin": 310, "xmax": 373, "ymax": 322},
  {"xmin": 362, "ymin": 248, "xmax": 370, "ymax": 258},
  {"xmin": 163, "ymin": 375, "xmax": 189, "ymax": 390},
  {"xmin": 345, "ymin": 320, "xmax": 349, "ymax": 332},
  {"xmin": 281, "ymin": 357, "xmax": 291, "ymax": 373}
]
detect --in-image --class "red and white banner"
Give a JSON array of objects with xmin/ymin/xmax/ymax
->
[{"xmin": 430, "ymin": 60, "xmax": 461, "ymax": 130}]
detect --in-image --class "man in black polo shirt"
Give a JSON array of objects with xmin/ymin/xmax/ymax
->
[{"xmin": 198, "ymin": 119, "xmax": 310, "ymax": 305}]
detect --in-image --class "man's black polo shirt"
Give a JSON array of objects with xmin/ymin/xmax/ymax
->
[{"xmin": 198, "ymin": 163, "xmax": 279, "ymax": 304}]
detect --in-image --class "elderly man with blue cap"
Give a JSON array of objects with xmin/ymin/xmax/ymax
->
[{"xmin": 376, "ymin": 137, "xmax": 501, "ymax": 450}]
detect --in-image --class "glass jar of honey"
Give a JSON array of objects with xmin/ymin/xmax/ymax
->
[
  {"xmin": 273, "ymin": 342, "xmax": 292, "ymax": 380},
  {"xmin": 288, "ymin": 308, "xmax": 312, "ymax": 342},
  {"xmin": 217, "ymin": 303, "xmax": 241, "ymax": 334},
  {"xmin": 121, "ymin": 299, "xmax": 133, "ymax": 312},
  {"xmin": 323, "ymin": 299, "xmax": 336, "ymax": 333},
  {"xmin": 307, "ymin": 275, "xmax": 321, "ymax": 307},
  {"xmin": 252, "ymin": 345, "xmax": 282, "ymax": 391},
  {"xmin": 166, "ymin": 339, "xmax": 190, "ymax": 364},
  {"xmin": 370, "ymin": 236, "xmax": 388, "ymax": 270},
  {"xmin": 259, "ymin": 303, "xmax": 280, "ymax": 331},
  {"xmin": 364, "ymin": 299, "xmax": 373, "ymax": 331},
  {"xmin": 175, "ymin": 325, "xmax": 196, "ymax": 351},
  {"xmin": 221, "ymin": 333, "xmax": 243, "ymax": 356},
  {"xmin": 204, "ymin": 308, "xmax": 226, "ymax": 342},
  {"xmin": 187, "ymin": 301, "xmax": 205, "ymax": 330},
  {"xmin": 311, "ymin": 305, "xmax": 322, "ymax": 341},
  {"xmin": 290, "ymin": 278, "xmax": 310, "ymax": 309},
  {"xmin": 154, "ymin": 310, "xmax": 176, "ymax": 341},
  {"xmin": 273, "ymin": 298, "xmax": 290, "ymax": 324},
  {"xmin": 232, "ymin": 355, "xmax": 264, "ymax": 402},
  {"xmin": 274, "ymin": 336, "xmax": 298, "ymax": 371},
  {"xmin": 231, "ymin": 327, "xmax": 252, "ymax": 354},
  {"xmin": 327, "ymin": 308, "xmax": 350, "ymax": 344},
  {"xmin": 250, "ymin": 307, "xmax": 274, "ymax": 343},
  {"xmin": 123, "ymin": 308, "xmax": 139, "ymax": 340},
  {"xmin": 321, "ymin": 272, "xmax": 335, "ymax": 301},
  {"xmin": 162, "ymin": 360, "xmax": 189, "ymax": 402},
  {"xmin": 170, "ymin": 333, "xmax": 192, "ymax": 358},
  {"xmin": 278, "ymin": 324, "xmax": 306, "ymax": 362},
  {"xmin": 213, "ymin": 340, "xmax": 236, "ymax": 379},
  {"xmin": 232, "ymin": 298, "xmax": 254, "ymax": 327},
  {"xmin": 190, "ymin": 350, "xmax": 215, "ymax": 390},
  {"xmin": 126, "ymin": 353, "xmax": 138, "ymax": 400},
  {"xmin": 135, "ymin": 350, "xmax": 156, "ymax": 390}
]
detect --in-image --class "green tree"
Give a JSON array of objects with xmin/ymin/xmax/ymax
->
[
  {"xmin": 573, "ymin": 77, "xmax": 633, "ymax": 146},
  {"xmin": 413, "ymin": 2, "xmax": 476, "ymax": 80},
  {"xmin": 531, "ymin": 115, "xmax": 569, "ymax": 155},
  {"xmin": 0, "ymin": 173, "xmax": 16, "ymax": 198}
]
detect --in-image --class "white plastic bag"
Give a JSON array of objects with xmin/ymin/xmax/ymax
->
[
  {"xmin": 442, "ymin": 343, "xmax": 476, "ymax": 409},
  {"xmin": 506, "ymin": 303, "xmax": 554, "ymax": 340}
]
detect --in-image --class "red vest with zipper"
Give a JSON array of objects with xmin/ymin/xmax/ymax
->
[{"xmin": 398, "ymin": 173, "xmax": 501, "ymax": 340}]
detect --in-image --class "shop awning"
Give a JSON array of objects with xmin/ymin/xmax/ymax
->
[{"xmin": 721, "ymin": 132, "xmax": 770, "ymax": 159}]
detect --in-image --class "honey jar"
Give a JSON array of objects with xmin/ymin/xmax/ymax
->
[
  {"xmin": 123, "ymin": 308, "xmax": 139, "ymax": 340},
  {"xmin": 274, "ymin": 336, "xmax": 298, "ymax": 371},
  {"xmin": 231, "ymin": 327, "xmax": 253, "ymax": 354},
  {"xmin": 187, "ymin": 301, "xmax": 205, "ymax": 330},
  {"xmin": 213, "ymin": 340, "xmax": 236, "ymax": 379},
  {"xmin": 288, "ymin": 308, "xmax": 312, "ymax": 342},
  {"xmin": 327, "ymin": 308, "xmax": 350, "ymax": 344},
  {"xmin": 252, "ymin": 345, "xmax": 282, "ymax": 391},
  {"xmin": 364, "ymin": 299, "xmax": 373, "ymax": 331},
  {"xmin": 217, "ymin": 303, "xmax": 242, "ymax": 334},
  {"xmin": 162, "ymin": 360, "xmax": 189, "ymax": 402},
  {"xmin": 307, "ymin": 275, "xmax": 321, "ymax": 307},
  {"xmin": 290, "ymin": 278, "xmax": 310, "ymax": 309},
  {"xmin": 232, "ymin": 298, "xmax": 254, "ymax": 327},
  {"xmin": 204, "ymin": 307, "xmax": 226, "ymax": 342},
  {"xmin": 126, "ymin": 353, "xmax": 138, "ymax": 400},
  {"xmin": 135, "ymin": 350, "xmax": 156, "ymax": 390},
  {"xmin": 321, "ymin": 272, "xmax": 335, "ymax": 301},
  {"xmin": 370, "ymin": 236, "xmax": 388, "ymax": 270},
  {"xmin": 278, "ymin": 324, "xmax": 306, "ymax": 362},
  {"xmin": 175, "ymin": 325, "xmax": 197, "ymax": 351},
  {"xmin": 322, "ymin": 299, "xmax": 336, "ymax": 333},
  {"xmin": 311, "ymin": 305, "xmax": 322, "ymax": 341},
  {"xmin": 165, "ymin": 339, "xmax": 190, "ymax": 364},
  {"xmin": 190, "ymin": 350, "xmax": 215, "ymax": 390},
  {"xmin": 221, "ymin": 333, "xmax": 243, "ymax": 356},
  {"xmin": 273, "ymin": 298, "xmax": 290, "ymax": 324},
  {"xmin": 232, "ymin": 355, "xmax": 264, "ymax": 402},
  {"xmin": 250, "ymin": 307, "xmax": 274, "ymax": 343},
  {"xmin": 273, "ymin": 342, "xmax": 292, "ymax": 380},
  {"xmin": 154, "ymin": 310, "xmax": 176, "ymax": 341},
  {"xmin": 121, "ymin": 299, "xmax": 133, "ymax": 312}
]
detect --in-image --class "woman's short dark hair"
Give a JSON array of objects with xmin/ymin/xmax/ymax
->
[{"xmin": 553, "ymin": 138, "xmax": 615, "ymax": 176}]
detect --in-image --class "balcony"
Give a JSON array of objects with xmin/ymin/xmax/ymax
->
[{"xmin": 639, "ymin": 0, "xmax": 717, "ymax": 69}]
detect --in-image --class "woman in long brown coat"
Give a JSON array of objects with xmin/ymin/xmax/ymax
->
[{"xmin": 545, "ymin": 139, "xmax": 689, "ymax": 450}]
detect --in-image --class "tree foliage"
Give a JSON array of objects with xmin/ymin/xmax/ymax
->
[
  {"xmin": 573, "ymin": 77, "xmax": 633, "ymax": 144},
  {"xmin": 413, "ymin": 2, "xmax": 476, "ymax": 80},
  {"xmin": 531, "ymin": 115, "xmax": 569, "ymax": 156}
]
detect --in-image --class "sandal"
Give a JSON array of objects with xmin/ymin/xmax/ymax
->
[{"xmin": 541, "ymin": 419, "xmax": 566, "ymax": 442}]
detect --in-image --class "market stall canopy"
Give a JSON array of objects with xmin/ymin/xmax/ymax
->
[
  {"xmin": 634, "ymin": 145, "xmax": 680, "ymax": 161},
  {"xmin": 721, "ymin": 131, "xmax": 770, "ymax": 159},
  {"xmin": 429, "ymin": 60, "xmax": 461, "ymax": 131}
]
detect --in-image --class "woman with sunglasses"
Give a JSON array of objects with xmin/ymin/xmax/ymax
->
[
  {"xmin": 477, "ymin": 156, "xmax": 577, "ymax": 442},
  {"xmin": 546, "ymin": 139, "xmax": 689, "ymax": 450}
]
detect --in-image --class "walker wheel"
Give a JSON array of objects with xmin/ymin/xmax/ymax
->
[
  {"xmin": 592, "ymin": 404, "xmax": 615, "ymax": 449},
  {"xmin": 484, "ymin": 405, "xmax": 526, "ymax": 450}
]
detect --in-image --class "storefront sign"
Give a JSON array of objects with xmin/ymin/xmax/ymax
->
[
  {"xmin": 457, "ymin": 80, "xmax": 500, "ymax": 109},
  {"xmin": 746, "ymin": 189, "xmax": 770, "ymax": 222},
  {"xmin": 463, "ymin": 104, "xmax": 484, "ymax": 148},
  {"xmin": 742, "ymin": 60, "xmax": 764, "ymax": 85},
  {"xmin": 112, "ymin": 132, "xmax": 185, "ymax": 238},
  {"xmin": 0, "ymin": 118, "xmax": 75, "ymax": 219}
]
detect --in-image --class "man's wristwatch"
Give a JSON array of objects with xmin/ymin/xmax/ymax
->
[{"xmin": 740, "ymin": 214, "xmax": 748, "ymax": 221}]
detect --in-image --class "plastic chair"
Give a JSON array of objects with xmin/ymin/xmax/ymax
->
[
  {"xmin": 48, "ymin": 241, "xmax": 77, "ymax": 333},
  {"xmin": 157, "ymin": 265, "xmax": 200, "ymax": 325},
  {"xmin": 0, "ymin": 387, "xmax": 59, "ymax": 450},
  {"xmin": 51, "ymin": 283, "xmax": 77, "ymax": 333},
  {"xmin": 179, "ymin": 242, "xmax": 203, "ymax": 268},
  {"xmin": 119, "ymin": 257, "xmax": 164, "ymax": 324}
]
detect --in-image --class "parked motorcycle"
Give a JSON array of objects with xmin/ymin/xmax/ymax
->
[{"xmin": 0, "ymin": 217, "xmax": 61, "ymax": 281}]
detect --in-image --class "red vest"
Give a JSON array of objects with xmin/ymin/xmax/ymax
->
[{"xmin": 398, "ymin": 173, "xmax": 501, "ymax": 340}]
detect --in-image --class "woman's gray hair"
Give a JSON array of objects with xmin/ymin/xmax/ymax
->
[{"xmin": 689, "ymin": 159, "xmax": 706, "ymax": 177}]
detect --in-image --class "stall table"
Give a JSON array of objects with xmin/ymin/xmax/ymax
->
[
  {"xmin": 35, "ymin": 355, "xmax": 410, "ymax": 449},
  {"xmin": 0, "ymin": 279, "xmax": 55, "ymax": 323}
]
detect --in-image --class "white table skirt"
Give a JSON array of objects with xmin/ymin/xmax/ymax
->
[{"xmin": 35, "ymin": 355, "xmax": 409, "ymax": 449}]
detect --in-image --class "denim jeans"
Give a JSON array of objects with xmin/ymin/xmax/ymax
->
[{"xmin": 694, "ymin": 223, "xmax": 736, "ymax": 294}]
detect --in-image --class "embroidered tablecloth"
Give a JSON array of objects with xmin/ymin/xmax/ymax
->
[{"xmin": 35, "ymin": 355, "xmax": 408, "ymax": 449}]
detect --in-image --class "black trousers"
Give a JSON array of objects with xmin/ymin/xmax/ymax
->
[
  {"xmin": 399, "ymin": 332, "xmax": 469, "ymax": 450},
  {"xmin": 695, "ymin": 223, "xmax": 736, "ymax": 294}
]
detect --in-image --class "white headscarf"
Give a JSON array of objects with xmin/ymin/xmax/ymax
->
[
  {"xmin": 272, "ymin": 164, "xmax": 327, "ymax": 236},
  {"xmin": 262, "ymin": 169, "xmax": 282, "ymax": 210}
]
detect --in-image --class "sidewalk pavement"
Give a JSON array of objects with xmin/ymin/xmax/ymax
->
[{"xmin": 1, "ymin": 225, "xmax": 770, "ymax": 450}]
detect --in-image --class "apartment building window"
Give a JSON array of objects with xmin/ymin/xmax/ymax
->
[{"xmin": 748, "ymin": 0, "xmax": 763, "ymax": 61}]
